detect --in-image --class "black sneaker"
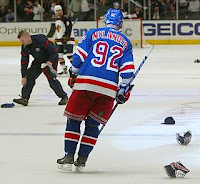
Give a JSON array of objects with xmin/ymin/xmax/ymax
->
[
  {"xmin": 13, "ymin": 97, "xmax": 28, "ymax": 106},
  {"xmin": 58, "ymin": 96, "xmax": 68, "ymax": 105},
  {"xmin": 74, "ymin": 156, "xmax": 88, "ymax": 172},
  {"xmin": 57, "ymin": 154, "xmax": 74, "ymax": 171}
]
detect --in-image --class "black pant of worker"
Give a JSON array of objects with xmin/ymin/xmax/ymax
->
[{"xmin": 22, "ymin": 61, "xmax": 67, "ymax": 100}]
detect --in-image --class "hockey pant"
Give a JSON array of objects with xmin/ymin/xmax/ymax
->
[
  {"xmin": 57, "ymin": 44, "xmax": 73, "ymax": 63},
  {"xmin": 22, "ymin": 61, "xmax": 67, "ymax": 99}
]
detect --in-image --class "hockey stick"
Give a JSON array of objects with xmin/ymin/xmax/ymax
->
[
  {"xmin": 47, "ymin": 23, "xmax": 56, "ymax": 38},
  {"xmin": 128, "ymin": 0, "xmax": 148, "ymax": 10},
  {"xmin": 100, "ymin": 45, "xmax": 154, "ymax": 133},
  {"xmin": 73, "ymin": 18, "xmax": 78, "ymax": 26}
]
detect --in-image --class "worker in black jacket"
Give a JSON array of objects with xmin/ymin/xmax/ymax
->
[{"xmin": 13, "ymin": 30, "xmax": 68, "ymax": 106}]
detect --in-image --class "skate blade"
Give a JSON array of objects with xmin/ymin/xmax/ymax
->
[
  {"xmin": 58, "ymin": 73, "xmax": 69, "ymax": 77},
  {"xmin": 57, "ymin": 163, "xmax": 72, "ymax": 171},
  {"xmin": 75, "ymin": 166, "xmax": 84, "ymax": 173}
]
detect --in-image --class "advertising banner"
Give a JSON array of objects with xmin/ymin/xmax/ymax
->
[{"xmin": 1, "ymin": 20, "xmax": 200, "ymax": 45}]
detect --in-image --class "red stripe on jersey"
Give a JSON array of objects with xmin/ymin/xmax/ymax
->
[
  {"xmin": 54, "ymin": 48, "xmax": 57, "ymax": 51},
  {"xmin": 76, "ymin": 78, "xmax": 118, "ymax": 91},
  {"xmin": 65, "ymin": 132, "xmax": 80, "ymax": 141},
  {"xmin": 77, "ymin": 48, "xmax": 87, "ymax": 60},
  {"xmin": 81, "ymin": 136, "xmax": 97, "ymax": 146},
  {"xmin": 120, "ymin": 65, "xmax": 135, "ymax": 72},
  {"xmin": 21, "ymin": 62, "xmax": 28, "ymax": 65},
  {"xmin": 45, "ymin": 40, "xmax": 49, "ymax": 49},
  {"xmin": 21, "ymin": 52, "xmax": 28, "ymax": 57}
]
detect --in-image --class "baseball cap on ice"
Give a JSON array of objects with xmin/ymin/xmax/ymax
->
[{"xmin": 161, "ymin": 117, "xmax": 175, "ymax": 125}]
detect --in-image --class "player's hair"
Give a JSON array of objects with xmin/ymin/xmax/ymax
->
[{"xmin": 17, "ymin": 30, "xmax": 30, "ymax": 39}]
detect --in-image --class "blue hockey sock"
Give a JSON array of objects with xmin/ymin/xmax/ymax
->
[
  {"xmin": 64, "ymin": 118, "xmax": 81, "ymax": 155},
  {"xmin": 78, "ymin": 117, "xmax": 100, "ymax": 157}
]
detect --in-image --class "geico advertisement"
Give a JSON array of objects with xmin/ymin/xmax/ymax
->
[
  {"xmin": 143, "ymin": 20, "xmax": 200, "ymax": 39},
  {"xmin": 1, "ymin": 21, "xmax": 200, "ymax": 41}
]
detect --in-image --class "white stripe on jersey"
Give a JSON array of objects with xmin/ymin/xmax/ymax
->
[
  {"xmin": 120, "ymin": 61, "xmax": 134, "ymax": 70},
  {"xmin": 75, "ymin": 46, "xmax": 88, "ymax": 62},
  {"xmin": 73, "ymin": 83, "xmax": 116, "ymax": 98},
  {"xmin": 120, "ymin": 69, "xmax": 135, "ymax": 74},
  {"xmin": 77, "ymin": 75, "xmax": 118, "ymax": 86}
]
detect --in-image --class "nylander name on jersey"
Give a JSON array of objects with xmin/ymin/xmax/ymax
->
[
  {"xmin": 92, "ymin": 29, "xmax": 128, "ymax": 51},
  {"xmin": 72, "ymin": 27, "xmax": 135, "ymax": 98}
]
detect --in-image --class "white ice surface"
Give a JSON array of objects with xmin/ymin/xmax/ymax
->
[{"xmin": 0, "ymin": 45, "xmax": 200, "ymax": 184}]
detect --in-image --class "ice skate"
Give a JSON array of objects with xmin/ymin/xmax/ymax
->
[
  {"xmin": 13, "ymin": 97, "xmax": 28, "ymax": 106},
  {"xmin": 58, "ymin": 96, "xmax": 68, "ymax": 105},
  {"xmin": 57, "ymin": 154, "xmax": 74, "ymax": 171},
  {"xmin": 58, "ymin": 67, "xmax": 68, "ymax": 75},
  {"xmin": 74, "ymin": 156, "xmax": 87, "ymax": 173}
]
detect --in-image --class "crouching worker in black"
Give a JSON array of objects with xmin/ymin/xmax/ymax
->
[{"xmin": 13, "ymin": 30, "xmax": 68, "ymax": 106}]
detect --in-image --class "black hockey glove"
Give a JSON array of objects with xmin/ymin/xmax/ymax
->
[
  {"xmin": 164, "ymin": 161, "xmax": 190, "ymax": 178},
  {"xmin": 68, "ymin": 67, "xmax": 78, "ymax": 88},
  {"xmin": 116, "ymin": 83, "xmax": 132, "ymax": 104},
  {"xmin": 176, "ymin": 130, "xmax": 192, "ymax": 145}
]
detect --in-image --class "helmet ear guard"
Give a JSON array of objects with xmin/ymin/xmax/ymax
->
[{"xmin": 176, "ymin": 130, "xmax": 192, "ymax": 145}]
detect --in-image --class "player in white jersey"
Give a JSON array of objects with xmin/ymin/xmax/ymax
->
[
  {"xmin": 54, "ymin": 5, "xmax": 75, "ymax": 75},
  {"xmin": 57, "ymin": 8, "xmax": 135, "ymax": 172}
]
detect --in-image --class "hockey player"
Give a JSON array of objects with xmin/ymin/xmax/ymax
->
[
  {"xmin": 113, "ymin": 1, "xmax": 121, "ymax": 9},
  {"xmin": 13, "ymin": 30, "xmax": 68, "ymax": 106},
  {"xmin": 54, "ymin": 5, "xmax": 75, "ymax": 75},
  {"xmin": 57, "ymin": 8, "xmax": 135, "ymax": 172}
]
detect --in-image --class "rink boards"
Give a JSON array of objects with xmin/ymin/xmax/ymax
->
[{"xmin": 1, "ymin": 20, "xmax": 200, "ymax": 46}]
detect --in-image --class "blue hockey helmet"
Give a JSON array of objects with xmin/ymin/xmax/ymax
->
[
  {"xmin": 105, "ymin": 8, "xmax": 123, "ymax": 28},
  {"xmin": 113, "ymin": 1, "xmax": 121, "ymax": 9}
]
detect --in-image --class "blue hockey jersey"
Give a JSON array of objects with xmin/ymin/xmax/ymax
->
[{"xmin": 72, "ymin": 26, "xmax": 135, "ymax": 98}]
